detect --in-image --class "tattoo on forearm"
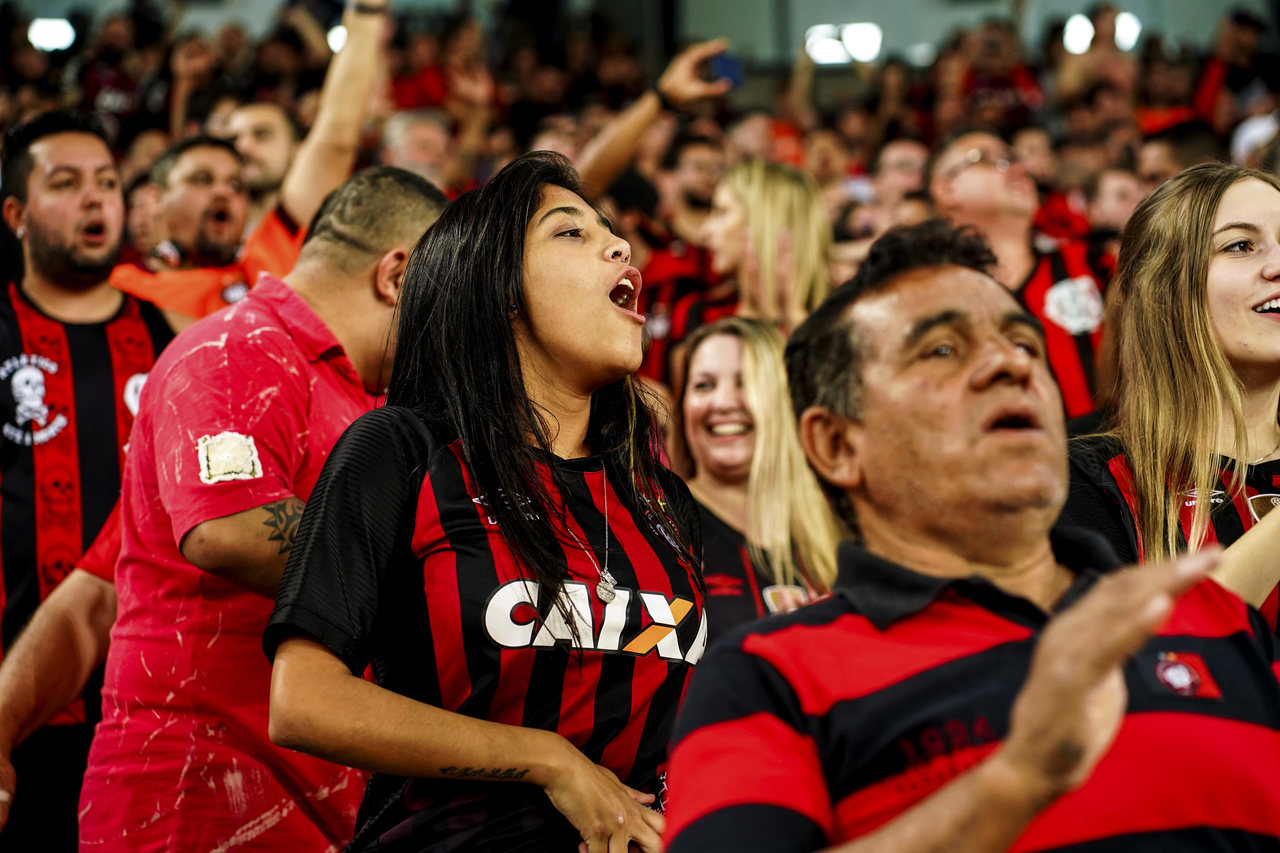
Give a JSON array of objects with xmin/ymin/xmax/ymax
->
[
  {"xmin": 261, "ymin": 498, "xmax": 305, "ymax": 555},
  {"xmin": 439, "ymin": 766, "xmax": 531, "ymax": 781}
]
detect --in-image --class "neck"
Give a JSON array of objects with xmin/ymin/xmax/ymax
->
[
  {"xmin": 954, "ymin": 216, "xmax": 1035, "ymax": 289},
  {"xmin": 20, "ymin": 270, "xmax": 122, "ymax": 323},
  {"xmin": 522, "ymin": 370, "xmax": 593, "ymax": 459},
  {"xmin": 245, "ymin": 190, "xmax": 279, "ymax": 237},
  {"xmin": 688, "ymin": 475, "xmax": 749, "ymax": 533},
  {"xmin": 857, "ymin": 504, "xmax": 1069, "ymax": 611},
  {"xmin": 284, "ymin": 262, "xmax": 390, "ymax": 392},
  {"xmin": 1219, "ymin": 375, "xmax": 1280, "ymax": 463}
]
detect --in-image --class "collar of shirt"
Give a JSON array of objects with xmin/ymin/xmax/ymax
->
[
  {"xmin": 831, "ymin": 525, "xmax": 1122, "ymax": 631},
  {"xmin": 248, "ymin": 273, "xmax": 345, "ymax": 364}
]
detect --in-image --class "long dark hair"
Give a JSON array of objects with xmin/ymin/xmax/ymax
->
[{"xmin": 388, "ymin": 151, "xmax": 698, "ymax": 613}]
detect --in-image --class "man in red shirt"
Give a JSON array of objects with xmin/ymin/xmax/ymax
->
[{"xmin": 0, "ymin": 166, "xmax": 447, "ymax": 851}]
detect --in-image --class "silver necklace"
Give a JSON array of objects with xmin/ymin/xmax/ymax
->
[
  {"xmin": 1251, "ymin": 433, "xmax": 1280, "ymax": 465},
  {"xmin": 567, "ymin": 470, "xmax": 618, "ymax": 603}
]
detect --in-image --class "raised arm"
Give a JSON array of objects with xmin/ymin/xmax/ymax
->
[
  {"xmin": 277, "ymin": 0, "xmax": 387, "ymax": 226},
  {"xmin": 576, "ymin": 39, "xmax": 732, "ymax": 197}
]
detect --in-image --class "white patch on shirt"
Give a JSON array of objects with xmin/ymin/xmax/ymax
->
[
  {"xmin": 197, "ymin": 431, "xmax": 263, "ymax": 485},
  {"xmin": 1043, "ymin": 276, "xmax": 1103, "ymax": 335}
]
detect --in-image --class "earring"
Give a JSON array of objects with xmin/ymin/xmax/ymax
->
[
  {"xmin": 14, "ymin": 227, "xmax": 24, "ymax": 240},
  {"xmin": 507, "ymin": 303, "xmax": 518, "ymax": 317}
]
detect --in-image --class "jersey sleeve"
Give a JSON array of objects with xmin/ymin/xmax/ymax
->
[
  {"xmin": 263, "ymin": 406, "xmax": 432, "ymax": 674},
  {"xmin": 664, "ymin": 633, "xmax": 833, "ymax": 853},
  {"xmin": 150, "ymin": 324, "xmax": 311, "ymax": 545}
]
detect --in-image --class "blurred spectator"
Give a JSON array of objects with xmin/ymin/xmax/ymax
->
[
  {"xmin": 1137, "ymin": 120, "xmax": 1226, "ymax": 191},
  {"xmin": 1194, "ymin": 6, "xmax": 1280, "ymax": 135},
  {"xmin": 929, "ymin": 128, "xmax": 1108, "ymax": 418},
  {"xmin": 866, "ymin": 135, "xmax": 928, "ymax": 234}
]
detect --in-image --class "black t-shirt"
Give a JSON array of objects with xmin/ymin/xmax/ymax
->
[
  {"xmin": 697, "ymin": 502, "xmax": 810, "ymax": 649},
  {"xmin": 1064, "ymin": 434, "xmax": 1280, "ymax": 628},
  {"xmin": 265, "ymin": 405, "xmax": 705, "ymax": 851}
]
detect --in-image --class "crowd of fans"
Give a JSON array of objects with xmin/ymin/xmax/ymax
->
[{"xmin": 2, "ymin": 0, "xmax": 1280, "ymax": 849}]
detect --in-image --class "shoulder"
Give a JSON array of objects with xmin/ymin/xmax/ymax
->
[{"xmin": 1067, "ymin": 434, "xmax": 1127, "ymax": 479}]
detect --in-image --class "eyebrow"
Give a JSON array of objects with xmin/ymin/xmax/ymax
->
[
  {"xmin": 1002, "ymin": 310, "xmax": 1045, "ymax": 341},
  {"xmin": 904, "ymin": 309, "xmax": 967, "ymax": 348},
  {"xmin": 1212, "ymin": 221, "xmax": 1260, "ymax": 237},
  {"xmin": 902, "ymin": 308, "xmax": 1045, "ymax": 348},
  {"xmin": 536, "ymin": 204, "xmax": 612, "ymax": 231}
]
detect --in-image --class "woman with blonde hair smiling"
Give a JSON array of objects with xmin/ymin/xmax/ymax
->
[
  {"xmin": 1064, "ymin": 162, "xmax": 1280, "ymax": 626},
  {"xmin": 674, "ymin": 316, "xmax": 843, "ymax": 643}
]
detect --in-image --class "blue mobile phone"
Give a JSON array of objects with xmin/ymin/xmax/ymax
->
[{"xmin": 707, "ymin": 52, "xmax": 745, "ymax": 89}]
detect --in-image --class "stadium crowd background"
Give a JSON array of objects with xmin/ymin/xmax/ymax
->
[{"xmin": 3, "ymin": 0, "xmax": 1280, "ymax": 848}]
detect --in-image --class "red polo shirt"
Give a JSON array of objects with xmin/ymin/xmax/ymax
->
[{"xmin": 78, "ymin": 274, "xmax": 373, "ymax": 852}]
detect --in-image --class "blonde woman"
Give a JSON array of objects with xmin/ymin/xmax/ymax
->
[
  {"xmin": 674, "ymin": 317, "xmax": 843, "ymax": 643},
  {"xmin": 656, "ymin": 160, "xmax": 833, "ymax": 386},
  {"xmin": 1064, "ymin": 162, "xmax": 1280, "ymax": 626}
]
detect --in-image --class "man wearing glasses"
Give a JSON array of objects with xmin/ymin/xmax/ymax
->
[{"xmin": 929, "ymin": 129, "xmax": 1109, "ymax": 421}]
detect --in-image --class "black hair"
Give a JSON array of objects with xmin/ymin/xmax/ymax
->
[
  {"xmin": 232, "ymin": 100, "xmax": 307, "ymax": 144},
  {"xmin": 924, "ymin": 125, "xmax": 1004, "ymax": 186},
  {"xmin": 660, "ymin": 132, "xmax": 721, "ymax": 172},
  {"xmin": 785, "ymin": 219, "xmax": 997, "ymax": 531},
  {"xmin": 301, "ymin": 165, "xmax": 448, "ymax": 256},
  {"xmin": 1143, "ymin": 121, "xmax": 1226, "ymax": 169},
  {"xmin": 387, "ymin": 151, "xmax": 700, "ymax": 628},
  {"xmin": 2, "ymin": 110, "xmax": 112, "ymax": 205},
  {"xmin": 149, "ymin": 134, "xmax": 243, "ymax": 188},
  {"xmin": 869, "ymin": 134, "xmax": 925, "ymax": 176}
]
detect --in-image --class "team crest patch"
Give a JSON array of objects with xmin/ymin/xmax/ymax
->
[
  {"xmin": 1043, "ymin": 276, "xmax": 1103, "ymax": 335},
  {"xmin": 0, "ymin": 353, "xmax": 68, "ymax": 445},
  {"xmin": 197, "ymin": 431, "xmax": 262, "ymax": 484},
  {"xmin": 1154, "ymin": 651, "xmax": 1221, "ymax": 699}
]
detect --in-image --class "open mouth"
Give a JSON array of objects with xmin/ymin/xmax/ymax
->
[
  {"xmin": 708, "ymin": 422, "xmax": 751, "ymax": 436},
  {"xmin": 1253, "ymin": 296, "xmax": 1280, "ymax": 314},
  {"xmin": 984, "ymin": 406, "xmax": 1042, "ymax": 433},
  {"xmin": 82, "ymin": 221, "xmax": 106, "ymax": 238},
  {"xmin": 206, "ymin": 206, "xmax": 233, "ymax": 226},
  {"xmin": 609, "ymin": 267, "xmax": 642, "ymax": 314}
]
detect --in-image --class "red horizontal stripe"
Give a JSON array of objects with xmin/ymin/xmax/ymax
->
[
  {"xmin": 1154, "ymin": 579, "xmax": 1254, "ymax": 639},
  {"xmin": 742, "ymin": 600, "xmax": 1033, "ymax": 714},
  {"xmin": 665, "ymin": 712, "xmax": 833, "ymax": 843},
  {"xmin": 1012, "ymin": 713, "xmax": 1280, "ymax": 850},
  {"xmin": 832, "ymin": 742, "xmax": 999, "ymax": 839}
]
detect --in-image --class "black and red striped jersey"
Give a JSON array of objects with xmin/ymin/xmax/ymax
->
[
  {"xmin": 644, "ymin": 284, "xmax": 738, "ymax": 388},
  {"xmin": 266, "ymin": 405, "xmax": 706, "ymax": 850},
  {"xmin": 0, "ymin": 283, "xmax": 172, "ymax": 683},
  {"xmin": 666, "ymin": 526, "xmax": 1280, "ymax": 852},
  {"xmin": 637, "ymin": 244, "xmax": 716, "ymax": 385},
  {"xmin": 1064, "ymin": 435, "xmax": 1280, "ymax": 629},
  {"xmin": 697, "ymin": 502, "xmax": 810, "ymax": 649},
  {"xmin": 1013, "ymin": 238, "xmax": 1108, "ymax": 419}
]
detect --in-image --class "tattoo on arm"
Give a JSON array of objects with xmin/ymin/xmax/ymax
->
[
  {"xmin": 261, "ymin": 498, "xmax": 305, "ymax": 555},
  {"xmin": 439, "ymin": 766, "xmax": 531, "ymax": 781}
]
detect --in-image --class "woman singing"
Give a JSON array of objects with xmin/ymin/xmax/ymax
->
[{"xmin": 264, "ymin": 152, "xmax": 704, "ymax": 852}]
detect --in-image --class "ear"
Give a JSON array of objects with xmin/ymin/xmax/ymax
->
[
  {"xmin": 2, "ymin": 197, "xmax": 26, "ymax": 238},
  {"xmin": 373, "ymin": 247, "xmax": 408, "ymax": 307},
  {"xmin": 796, "ymin": 405, "xmax": 863, "ymax": 493}
]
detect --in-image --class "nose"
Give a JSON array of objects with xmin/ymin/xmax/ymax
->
[
  {"xmin": 1263, "ymin": 242, "xmax": 1280, "ymax": 281},
  {"xmin": 607, "ymin": 234, "xmax": 631, "ymax": 266},
  {"xmin": 970, "ymin": 336, "xmax": 1034, "ymax": 391},
  {"xmin": 710, "ymin": 380, "xmax": 744, "ymax": 411}
]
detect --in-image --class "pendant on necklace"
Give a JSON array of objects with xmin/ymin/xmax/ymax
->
[{"xmin": 596, "ymin": 581, "xmax": 617, "ymax": 603}]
